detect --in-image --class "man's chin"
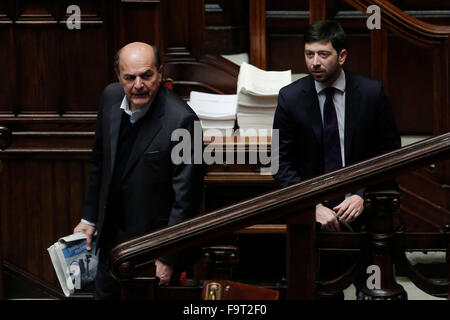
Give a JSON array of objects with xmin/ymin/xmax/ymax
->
[
  {"xmin": 311, "ymin": 74, "xmax": 328, "ymax": 83},
  {"xmin": 131, "ymin": 98, "xmax": 150, "ymax": 109}
]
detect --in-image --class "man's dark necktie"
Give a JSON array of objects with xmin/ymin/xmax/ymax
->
[{"xmin": 322, "ymin": 87, "xmax": 345, "ymax": 210}]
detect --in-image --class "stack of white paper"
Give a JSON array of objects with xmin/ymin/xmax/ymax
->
[
  {"xmin": 188, "ymin": 91, "xmax": 237, "ymax": 136},
  {"xmin": 236, "ymin": 62, "xmax": 292, "ymax": 134}
]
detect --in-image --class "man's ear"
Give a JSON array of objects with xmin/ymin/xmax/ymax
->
[{"xmin": 338, "ymin": 49, "xmax": 347, "ymax": 66}]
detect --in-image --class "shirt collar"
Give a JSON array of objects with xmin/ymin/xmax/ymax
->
[
  {"xmin": 314, "ymin": 69, "xmax": 346, "ymax": 95},
  {"xmin": 119, "ymin": 96, "xmax": 152, "ymax": 124}
]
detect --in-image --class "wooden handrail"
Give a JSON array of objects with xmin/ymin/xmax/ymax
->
[
  {"xmin": 346, "ymin": 0, "xmax": 450, "ymax": 46},
  {"xmin": 110, "ymin": 133, "xmax": 450, "ymax": 280}
]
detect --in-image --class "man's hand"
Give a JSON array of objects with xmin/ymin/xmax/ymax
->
[
  {"xmin": 73, "ymin": 221, "xmax": 96, "ymax": 251},
  {"xmin": 155, "ymin": 259, "xmax": 174, "ymax": 286},
  {"xmin": 315, "ymin": 204, "xmax": 340, "ymax": 231},
  {"xmin": 334, "ymin": 194, "xmax": 364, "ymax": 223}
]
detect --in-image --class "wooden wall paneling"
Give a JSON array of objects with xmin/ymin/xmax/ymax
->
[
  {"xmin": 371, "ymin": 28, "xmax": 388, "ymax": 88},
  {"xmin": 0, "ymin": 155, "xmax": 91, "ymax": 291},
  {"xmin": 7, "ymin": 161, "xmax": 26, "ymax": 268},
  {"xmin": 204, "ymin": 0, "xmax": 248, "ymax": 55},
  {"xmin": 267, "ymin": 34, "xmax": 306, "ymax": 73},
  {"xmin": 39, "ymin": 160, "xmax": 57, "ymax": 286},
  {"xmin": 59, "ymin": 2, "xmax": 111, "ymax": 114},
  {"xmin": 388, "ymin": 34, "xmax": 434, "ymax": 135},
  {"xmin": 25, "ymin": 160, "xmax": 42, "ymax": 277},
  {"xmin": 67, "ymin": 160, "xmax": 87, "ymax": 234},
  {"xmin": 188, "ymin": 0, "xmax": 206, "ymax": 59},
  {"xmin": 14, "ymin": 4, "xmax": 61, "ymax": 114},
  {"xmin": 309, "ymin": 0, "xmax": 327, "ymax": 22},
  {"xmin": 0, "ymin": 3, "xmax": 15, "ymax": 115},
  {"xmin": 0, "ymin": 156, "xmax": 10, "ymax": 299},
  {"xmin": 432, "ymin": 39, "xmax": 450, "ymax": 136},
  {"xmin": 119, "ymin": 0, "xmax": 163, "ymax": 55},
  {"xmin": 343, "ymin": 34, "xmax": 371, "ymax": 76},
  {"xmin": 265, "ymin": 8, "xmax": 309, "ymax": 73},
  {"xmin": 162, "ymin": 0, "xmax": 189, "ymax": 59},
  {"xmin": 433, "ymin": 39, "xmax": 450, "ymax": 182},
  {"xmin": 160, "ymin": 0, "xmax": 205, "ymax": 61}
]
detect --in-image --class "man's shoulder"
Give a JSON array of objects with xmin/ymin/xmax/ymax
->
[
  {"xmin": 345, "ymin": 71, "xmax": 383, "ymax": 90},
  {"xmin": 278, "ymin": 75, "xmax": 314, "ymax": 101},
  {"xmin": 280, "ymin": 75, "xmax": 313, "ymax": 93},
  {"xmin": 159, "ymin": 86, "xmax": 199, "ymax": 121},
  {"xmin": 100, "ymin": 82, "xmax": 125, "ymax": 105}
]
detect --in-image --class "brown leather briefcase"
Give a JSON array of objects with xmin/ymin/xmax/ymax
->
[{"xmin": 202, "ymin": 280, "xmax": 279, "ymax": 300}]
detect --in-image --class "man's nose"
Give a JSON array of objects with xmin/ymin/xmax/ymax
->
[
  {"xmin": 134, "ymin": 77, "xmax": 143, "ymax": 89},
  {"xmin": 312, "ymin": 54, "xmax": 320, "ymax": 66}
]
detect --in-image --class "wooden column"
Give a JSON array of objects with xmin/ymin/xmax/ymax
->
[
  {"xmin": 357, "ymin": 190, "xmax": 407, "ymax": 300},
  {"xmin": 286, "ymin": 207, "xmax": 316, "ymax": 299},
  {"xmin": 249, "ymin": 0, "xmax": 266, "ymax": 69}
]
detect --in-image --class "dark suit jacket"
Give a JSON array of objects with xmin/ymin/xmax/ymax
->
[
  {"xmin": 273, "ymin": 71, "xmax": 401, "ymax": 188},
  {"xmin": 82, "ymin": 83, "xmax": 204, "ymax": 264}
]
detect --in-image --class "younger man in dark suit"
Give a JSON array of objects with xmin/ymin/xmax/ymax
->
[
  {"xmin": 273, "ymin": 20, "xmax": 400, "ymax": 232},
  {"xmin": 74, "ymin": 42, "xmax": 203, "ymax": 299}
]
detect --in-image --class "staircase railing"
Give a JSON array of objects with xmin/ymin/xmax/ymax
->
[{"xmin": 110, "ymin": 133, "xmax": 450, "ymax": 299}]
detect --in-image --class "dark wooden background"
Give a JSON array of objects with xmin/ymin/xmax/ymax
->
[{"xmin": 0, "ymin": 0, "xmax": 449, "ymax": 297}]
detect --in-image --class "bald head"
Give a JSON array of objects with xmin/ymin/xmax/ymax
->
[
  {"xmin": 114, "ymin": 42, "xmax": 161, "ymax": 76},
  {"xmin": 115, "ymin": 42, "xmax": 163, "ymax": 111}
]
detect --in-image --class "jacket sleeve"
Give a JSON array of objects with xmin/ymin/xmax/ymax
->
[
  {"xmin": 272, "ymin": 90, "xmax": 303, "ymax": 187},
  {"xmin": 158, "ymin": 113, "xmax": 204, "ymax": 266}
]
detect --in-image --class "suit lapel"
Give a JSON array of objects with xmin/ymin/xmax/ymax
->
[
  {"xmin": 303, "ymin": 76, "xmax": 323, "ymax": 146},
  {"xmin": 344, "ymin": 71, "xmax": 361, "ymax": 162},
  {"xmin": 109, "ymin": 99, "xmax": 123, "ymax": 181},
  {"xmin": 121, "ymin": 87, "xmax": 165, "ymax": 181}
]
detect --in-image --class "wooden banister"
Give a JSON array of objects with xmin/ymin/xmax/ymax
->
[
  {"xmin": 110, "ymin": 133, "xmax": 450, "ymax": 286},
  {"xmin": 345, "ymin": 0, "xmax": 450, "ymax": 46}
]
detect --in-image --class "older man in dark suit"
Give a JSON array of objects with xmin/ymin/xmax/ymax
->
[
  {"xmin": 273, "ymin": 20, "xmax": 400, "ymax": 232},
  {"xmin": 74, "ymin": 42, "xmax": 204, "ymax": 299}
]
